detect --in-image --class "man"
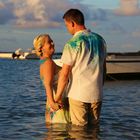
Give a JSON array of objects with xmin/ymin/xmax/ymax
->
[{"xmin": 55, "ymin": 9, "xmax": 106, "ymax": 126}]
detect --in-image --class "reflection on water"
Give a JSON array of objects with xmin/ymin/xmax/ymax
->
[
  {"xmin": 44, "ymin": 124, "xmax": 100, "ymax": 140},
  {"xmin": 0, "ymin": 59, "xmax": 140, "ymax": 140}
]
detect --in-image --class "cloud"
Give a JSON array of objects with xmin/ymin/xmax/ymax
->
[
  {"xmin": 92, "ymin": 9, "xmax": 108, "ymax": 21},
  {"xmin": 110, "ymin": 22, "xmax": 126, "ymax": 33},
  {"xmin": 0, "ymin": 0, "xmax": 91, "ymax": 28},
  {"xmin": 132, "ymin": 31, "xmax": 140, "ymax": 37},
  {"xmin": 121, "ymin": 43, "xmax": 133, "ymax": 50},
  {"xmin": 0, "ymin": 2, "xmax": 4, "ymax": 8},
  {"xmin": 0, "ymin": 1, "xmax": 15, "ymax": 24},
  {"xmin": 114, "ymin": 0, "xmax": 140, "ymax": 16}
]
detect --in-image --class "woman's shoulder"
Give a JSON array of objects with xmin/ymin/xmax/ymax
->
[
  {"xmin": 40, "ymin": 58, "xmax": 55, "ymax": 70},
  {"xmin": 43, "ymin": 58, "xmax": 54, "ymax": 65}
]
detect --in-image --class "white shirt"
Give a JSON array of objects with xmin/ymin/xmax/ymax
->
[{"xmin": 61, "ymin": 30, "xmax": 106, "ymax": 103}]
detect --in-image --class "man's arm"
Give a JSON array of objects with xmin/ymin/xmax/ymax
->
[{"xmin": 55, "ymin": 64, "xmax": 72, "ymax": 102}]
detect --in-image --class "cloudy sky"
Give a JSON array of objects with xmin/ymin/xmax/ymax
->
[{"xmin": 0, "ymin": 0, "xmax": 140, "ymax": 52}]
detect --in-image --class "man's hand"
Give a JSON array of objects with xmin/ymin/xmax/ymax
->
[
  {"xmin": 49, "ymin": 102, "xmax": 63, "ymax": 112},
  {"xmin": 54, "ymin": 95, "xmax": 63, "ymax": 103}
]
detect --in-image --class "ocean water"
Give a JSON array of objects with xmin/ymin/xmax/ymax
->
[{"xmin": 0, "ymin": 59, "xmax": 140, "ymax": 140}]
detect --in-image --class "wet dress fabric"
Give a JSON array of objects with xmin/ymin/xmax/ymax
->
[{"xmin": 40, "ymin": 58, "xmax": 71, "ymax": 124}]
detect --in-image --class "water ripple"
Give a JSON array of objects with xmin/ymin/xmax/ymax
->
[{"xmin": 0, "ymin": 59, "xmax": 140, "ymax": 140}]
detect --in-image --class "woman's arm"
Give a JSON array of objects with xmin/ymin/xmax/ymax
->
[{"xmin": 42, "ymin": 59, "xmax": 60, "ymax": 111}]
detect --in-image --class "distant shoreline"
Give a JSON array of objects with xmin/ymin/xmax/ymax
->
[
  {"xmin": 0, "ymin": 51, "xmax": 140, "ymax": 80},
  {"xmin": 0, "ymin": 51, "xmax": 140, "ymax": 55}
]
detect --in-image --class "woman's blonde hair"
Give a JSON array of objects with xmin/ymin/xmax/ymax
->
[{"xmin": 33, "ymin": 34, "xmax": 51, "ymax": 57}]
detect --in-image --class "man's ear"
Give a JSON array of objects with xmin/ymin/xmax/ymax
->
[{"xmin": 71, "ymin": 21, "xmax": 74, "ymax": 27}]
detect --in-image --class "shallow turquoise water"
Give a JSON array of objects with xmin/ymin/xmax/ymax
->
[{"xmin": 0, "ymin": 59, "xmax": 140, "ymax": 140}]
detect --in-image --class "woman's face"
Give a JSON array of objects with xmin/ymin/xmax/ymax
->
[{"xmin": 42, "ymin": 37, "xmax": 55, "ymax": 56}]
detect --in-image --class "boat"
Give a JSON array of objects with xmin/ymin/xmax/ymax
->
[
  {"xmin": 106, "ymin": 52, "xmax": 140, "ymax": 80},
  {"xmin": 0, "ymin": 48, "xmax": 38, "ymax": 59}
]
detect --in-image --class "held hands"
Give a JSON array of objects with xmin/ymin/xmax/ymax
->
[
  {"xmin": 49, "ymin": 102, "xmax": 63, "ymax": 112},
  {"xmin": 49, "ymin": 95, "xmax": 63, "ymax": 112}
]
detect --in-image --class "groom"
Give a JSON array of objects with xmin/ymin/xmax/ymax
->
[{"xmin": 55, "ymin": 9, "xmax": 106, "ymax": 126}]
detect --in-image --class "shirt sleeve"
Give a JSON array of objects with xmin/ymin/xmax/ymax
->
[
  {"xmin": 61, "ymin": 43, "xmax": 78, "ymax": 66},
  {"xmin": 102, "ymin": 38, "xmax": 107, "ymax": 59}
]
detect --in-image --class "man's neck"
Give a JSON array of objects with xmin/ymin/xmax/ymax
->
[{"xmin": 74, "ymin": 25, "xmax": 86, "ymax": 34}]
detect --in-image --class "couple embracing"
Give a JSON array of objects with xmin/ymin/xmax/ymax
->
[{"xmin": 33, "ymin": 9, "xmax": 107, "ymax": 126}]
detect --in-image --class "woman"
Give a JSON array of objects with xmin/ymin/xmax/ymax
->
[{"xmin": 33, "ymin": 34, "xmax": 71, "ymax": 124}]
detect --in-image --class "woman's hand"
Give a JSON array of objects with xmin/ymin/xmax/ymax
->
[
  {"xmin": 49, "ymin": 102, "xmax": 62, "ymax": 112},
  {"xmin": 54, "ymin": 95, "xmax": 62, "ymax": 103}
]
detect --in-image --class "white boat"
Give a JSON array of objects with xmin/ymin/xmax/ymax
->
[
  {"xmin": 0, "ymin": 48, "xmax": 38, "ymax": 59},
  {"xmin": 106, "ymin": 53, "xmax": 140, "ymax": 74}
]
